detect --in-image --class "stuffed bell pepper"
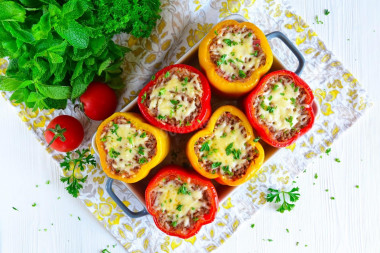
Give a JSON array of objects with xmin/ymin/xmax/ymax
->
[
  {"xmin": 138, "ymin": 64, "xmax": 211, "ymax": 133},
  {"xmin": 244, "ymin": 70, "xmax": 315, "ymax": 147},
  {"xmin": 187, "ymin": 105, "xmax": 264, "ymax": 186},
  {"xmin": 96, "ymin": 112, "xmax": 170, "ymax": 183},
  {"xmin": 199, "ymin": 20, "xmax": 273, "ymax": 97},
  {"xmin": 145, "ymin": 165, "xmax": 218, "ymax": 239}
]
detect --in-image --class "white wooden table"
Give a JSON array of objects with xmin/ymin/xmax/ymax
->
[{"xmin": 1, "ymin": 0, "xmax": 380, "ymax": 252}]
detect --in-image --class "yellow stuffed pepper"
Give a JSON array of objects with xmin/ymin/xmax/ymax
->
[
  {"xmin": 186, "ymin": 105, "xmax": 264, "ymax": 186},
  {"xmin": 199, "ymin": 20, "xmax": 273, "ymax": 97},
  {"xmin": 96, "ymin": 112, "xmax": 170, "ymax": 183}
]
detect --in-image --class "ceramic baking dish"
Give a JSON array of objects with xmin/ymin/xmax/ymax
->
[{"xmin": 91, "ymin": 14, "xmax": 319, "ymax": 218}]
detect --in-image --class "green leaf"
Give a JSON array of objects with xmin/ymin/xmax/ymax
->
[
  {"xmin": 9, "ymin": 88, "xmax": 30, "ymax": 103},
  {"xmin": 2, "ymin": 21, "xmax": 35, "ymax": 43},
  {"xmin": 31, "ymin": 12, "xmax": 51, "ymax": 40},
  {"xmin": 62, "ymin": 0, "xmax": 90, "ymax": 20},
  {"xmin": 56, "ymin": 20, "xmax": 89, "ymax": 49},
  {"xmin": 36, "ymin": 83, "xmax": 71, "ymax": 99},
  {"xmin": 0, "ymin": 77, "xmax": 23, "ymax": 91},
  {"xmin": 0, "ymin": 1, "xmax": 26, "ymax": 22},
  {"xmin": 98, "ymin": 58, "xmax": 111, "ymax": 76},
  {"xmin": 89, "ymin": 36, "xmax": 107, "ymax": 55},
  {"xmin": 47, "ymin": 51, "xmax": 63, "ymax": 63},
  {"xmin": 44, "ymin": 97, "xmax": 67, "ymax": 109},
  {"xmin": 71, "ymin": 60, "xmax": 83, "ymax": 80}
]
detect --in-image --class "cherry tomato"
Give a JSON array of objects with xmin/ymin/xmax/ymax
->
[
  {"xmin": 44, "ymin": 115, "xmax": 84, "ymax": 152},
  {"xmin": 80, "ymin": 82, "xmax": 118, "ymax": 121}
]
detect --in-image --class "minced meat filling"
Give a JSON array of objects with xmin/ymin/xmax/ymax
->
[
  {"xmin": 209, "ymin": 25, "xmax": 266, "ymax": 81},
  {"xmin": 142, "ymin": 67, "xmax": 203, "ymax": 126},
  {"xmin": 194, "ymin": 112, "xmax": 259, "ymax": 181},
  {"xmin": 253, "ymin": 75, "xmax": 312, "ymax": 142},
  {"xmin": 149, "ymin": 175, "xmax": 211, "ymax": 232},
  {"xmin": 100, "ymin": 116, "xmax": 157, "ymax": 178}
]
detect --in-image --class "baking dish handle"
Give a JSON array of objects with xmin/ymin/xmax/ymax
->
[
  {"xmin": 106, "ymin": 177, "xmax": 149, "ymax": 218},
  {"xmin": 266, "ymin": 31, "xmax": 305, "ymax": 75}
]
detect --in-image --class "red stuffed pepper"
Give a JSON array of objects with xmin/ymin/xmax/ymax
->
[
  {"xmin": 244, "ymin": 70, "xmax": 315, "ymax": 147},
  {"xmin": 138, "ymin": 64, "xmax": 211, "ymax": 133},
  {"xmin": 145, "ymin": 165, "xmax": 218, "ymax": 239}
]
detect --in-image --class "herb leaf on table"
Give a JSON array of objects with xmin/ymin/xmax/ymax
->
[
  {"xmin": 266, "ymin": 187, "xmax": 300, "ymax": 213},
  {"xmin": 60, "ymin": 148, "xmax": 96, "ymax": 198}
]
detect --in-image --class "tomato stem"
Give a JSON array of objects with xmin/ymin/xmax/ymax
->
[{"xmin": 47, "ymin": 124, "xmax": 67, "ymax": 147}]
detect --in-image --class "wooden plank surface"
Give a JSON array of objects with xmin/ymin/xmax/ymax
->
[{"xmin": 1, "ymin": 0, "xmax": 379, "ymax": 252}]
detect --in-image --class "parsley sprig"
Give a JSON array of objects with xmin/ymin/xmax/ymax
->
[
  {"xmin": 60, "ymin": 149, "xmax": 96, "ymax": 198},
  {"xmin": 266, "ymin": 187, "xmax": 300, "ymax": 213}
]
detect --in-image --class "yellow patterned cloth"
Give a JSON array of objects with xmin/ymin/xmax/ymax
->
[{"xmin": 0, "ymin": 0, "xmax": 370, "ymax": 252}]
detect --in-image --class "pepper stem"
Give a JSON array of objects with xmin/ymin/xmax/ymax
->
[{"xmin": 47, "ymin": 124, "xmax": 67, "ymax": 147}]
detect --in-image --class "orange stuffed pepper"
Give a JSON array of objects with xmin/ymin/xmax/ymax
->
[
  {"xmin": 186, "ymin": 105, "xmax": 264, "ymax": 186},
  {"xmin": 96, "ymin": 112, "xmax": 170, "ymax": 183},
  {"xmin": 199, "ymin": 20, "xmax": 273, "ymax": 97}
]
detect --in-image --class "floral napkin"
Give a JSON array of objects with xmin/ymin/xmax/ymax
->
[{"xmin": 0, "ymin": 0, "xmax": 370, "ymax": 252}]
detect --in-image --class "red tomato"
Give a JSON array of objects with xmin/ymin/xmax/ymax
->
[
  {"xmin": 44, "ymin": 115, "xmax": 84, "ymax": 152},
  {"xmin": 80, "ymin": 82, "xmax": 118, "ymax": 121}
]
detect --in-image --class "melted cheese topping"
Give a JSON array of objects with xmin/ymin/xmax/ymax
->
[
  {"xmin": 210, "ymin": 27, "xmax": 265, "ymax": 78},
  {"xmin": 153, "ymin": 179, "xmax": 208, "ymax": 227},
  {"xmin": 198, "ymin": 116, "xmax": 250, "ymax": 175},
  {"xmin": 258, "ymin": 80, "xmax": 302, "ymax": 131},
  {"xmin": 147, "ymin": 74, "xmax": 203, "ymax": 122},
  {"xmin": 103, "ymin": 122, "xmax": 154, "ymax": 174}
]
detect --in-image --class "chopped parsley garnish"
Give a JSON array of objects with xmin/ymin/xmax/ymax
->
[
  {"xmin": 164, "ymin": 71, "xmax": 170, "ymax": 78},
  {"xmin": 231, "ymin": 74, "xmax": 236, "ymax": 80},
  {"xmin": 294, "ymin": 86, "xmax": 299, "ymax": 92},
  {"xmin": 272, "ymin": 84, "xmax": 279, "ymax": 91},
  {"xmin": 286, "ymin": 228, "xmax": 289, "ymax": 233},
  {"xmin": 139, "ymin": 157, "xmax": 148, "ymax": 164},
  {"xmin": 266, "ymin": 187, "xmax": 300, "ymax": 213},
  {"xmin": 314, "ymin": 173, "xmax": 318, "ymax": 179},
  {"xmin": 214, "ymin": 30, "xmax": 218, "ymax": 35},
  {"xmin": 253, "ymin": 137, "xmax": 261, "ymax": 142},
  {"xmin": 260, "ymin": 101, "xmax": 266, "ymax": 110},
  {"xmin": 109, "ymin": 148, "xmax": 120, "ymax": 158},
  {"xmin": 330, "ymin": 197, "xmax": 335, "ymax": 200},
  {"xmin": 225, "ymin": 143, "xmax": 233, "ymax": 155},
  {"xmin": 253, "ymin": 50, "xmax": 258, "ymax": 57},
  {"xmin": 12, "ymin": 207, "xmax": 18, "ymax": 211},
  {"xmin": 138, "ymin": 146, "xmax": 145, "ymax": 155},
  {"xmin": 181, "ymin": 77, "xmax": 189, "ymax": 86},
  {"xmin": 117, "ymin": 137, "xmax": 122, "ymax": 142},
  {"xmin": 127, "ymin": 136, "xmax": 133, "ymax": 144},
  {"xmin": 171, "ymin": 221, "xmax": 178, "ymax": 227},
  {"xmin": 170, "ymin": 99, "xmax": 179, "ymax": 105},
  {"xmin": 355, "ymin": 185, "xmax": 359, "ymax": 188},
  {"xmin": 315, "ymin": 15, "xmax": 323, "ymax": 24},
  {"xmin": 110, "ymin": 123, "xmax": 119, "ymax": 135},
  {"xmin": 193, "ymin": 217, "xmax": 199, "ymax": 221},
  {"xmin": 223, "ymin": 39, "xmax": 238, "ymax": 46},
  {"xmin": 200, "ymin": 141, "xmax": 210, "ymax": 152},
  {"xmin": 238, "ymin": 70, "xmax": 246, "ymax": 78},
  {"xmin": 222, "ymin": 165, "xmax": 233, "ymax": 176},
  {"xmin": 100, "ymin": 136, "xmax": 107, "ymax": 142},
  {"xmin": 157, "ymin": 115, "xmax": 166, "ymax": 120},
  {"xmin": 158, "ymin": 88, "xmax": 166, "ymax": 96},
  {"xmin": 231, "ymin": 52, "xmax": 235, "ymax": 56},
  {"xmin": 335, "ymin": 158, "xmax": 341, "ymax": 163},
  {"xmin": 235, "ymin": 58, "xmax": 244, "ymax": 63},
  {"xmin": 285, "ymin": 116, "xmax": 293, "ymax": 126},
  {"xmin": 268, "ymin": 95, "xmax": 272, "ymax": 100},
  {"xmin": 228, "ymin": 58, "xmax": 235, "ymax": 63},
  {"xmin": 325, "ymin": 148, "xmax": 331, "ymax": 155},
  {"xmin": 217, "ymin": 54, "xmax": 227, "ymax": 66},
  {"xmin": 176, "ymin": 204, "xmax": 183, "ymax": 211},
  {"xmin": 290, "ymin": 97, "xmax": 297, "ymax": 106},
  {"xmin": 141, "ymin": 92, "xmax": 147, "ymax": 103},
  {"xmin": 178, "ymin": 183, "xmax": 191, "ymax": 195},
  {"xmin": 140, "ymin": 132, "xmax": 146, "ymax": 138},
  {"xmin": 266, "ymin": 106, "xmax": 275, "ymax": 113},
  {"xmin": 248, "ymin": 32, "xmax": 252, "ymax": 37},
  {"xmin": 324, "ymin": 9, "xmax": 330, "ymax": 15},
  {"xmin": 232, "ymin": 149, "xmax": 241, "ymax": 159},
  {"xmin": 151, "ymin": 75, "xmax": 156, "ymax": 80},
  {"xmin": 221, "ymin": 133, "xmax": 227, "ymax": 138},
  {"xmin": 212, "ymin": 162, "xmax": 222, "ymax": 168},
  {"xmin": 280, "ymin": 92, "xmax": 285, "ymax": 96},
  {"xmin": 251, "ymin": 224, "xmax": 255, "ymax": 228},
  {"xmin": 32, "ymin": 203, "xmax": 37, "ymax": 207}
]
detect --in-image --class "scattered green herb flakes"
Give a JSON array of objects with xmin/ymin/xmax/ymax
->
[
  {"xmin": 286, "ymin": 228, "xmax": 289, "ymax": 233},
  {"xmin": 217, "ymin": 54, "xmax": 227, "ymax": 66},
  {"xmin": 335, "ymin": 158, "xmax": 341, "ymax": 163},
  {"xmin": 324, "ymin": 9, "xmax": 330, "ymax": 15},
  {"xmin": 285, "ymin": 116, "xmax": 293, "ymax": 126},
  {"xmin": 32, "ymin": 203, "xmax": 37, "ymax": 207},
  {"xmin": 212, "ymin": 162, "xmax": 222, "ymax": 168},
  {"xmin": 223, "ymin": 39, "xmax": 238, "ymax": 47},
  {"xmin": 57, "ymin": 197, "xmax": 61, "ymax": 200},
  {"xmin": 200, "ymin": 141, "xmax": 210, "ymax": 152},
  {"xmin": 290, "ymin": 97, "xmax": 297, "ymax": 106},
  {"xmin": 109, "ymin": 148, "xmax": 120, "ymax": 158},
  {"xmin": 178, "ymin": 183, "xmax": 191, "ymax": 195},
  {"xmin": 141, "ymin": 93, "xmax": 148, "ymax": 104},
  {"xmin": 12, "ymin": 207, "xmax": 18, "ymax": 211},
  {"xmin": 325, "ymin": 189, "xmax": 329, "ymax": 192},
  {"xmin": 214, "ymin": 30, "xmax": 218, "ymax": 35},
  {"xmin": 139, "ymin": 157, "xmax": 148, "ymax": 164},
  {"xmin": 325, "ymin": 148, "xmax": 331, "ymax": 155},
  {"xmin": 296, "ymin": 242, "xmax": 299, "ymax": 246},
  {"xmin": 330, "ymin": 197, "xmax": 335, "ymax": 200},
  {"xmin": 46, "ymin": 180, "xmax": 50, "ymax": 185},
  {"xmin": 78, "ymin": 217, "xmax": 81, "ymax": 221},
  {"xmin": 197, "ymin": 119, "xmax": 201, "ymax": 123},
  {"xmin": 315, "ymin": 15, "xmax": 324, "ymax": 24},
  {"xmin": 250, "ymin": 224, "xmax": 255, "ymax": 228},
  {"xmin": 314, "ymin": 173, "xmax": 318, "ymax": 179},
  {"xmin": 266, "ymin": 187, "xmax": 300, "ymax": 213},
  {"xmin": 176, "ymin": 204, "xmax": 183, "ymax": 211},
  {"xmin": 102, "ymin": 249, "xmax": 111, "ymax": 253},
  {"xmin": 272, "ymin": 84, "xmax": 279, "ymax": 91},
  {"xmin": 239, "ymin": 69, "xmax": 247, "ymax": 78},
  {"xmin": 355, "ymin": 185, "xmax": 359, "ymax": 188},
  {"xmin": 267, "ymin": 239, "xmax": 273, "ymax": 242},
  {"xmin": 60, "ymin": 149, "xmax": 96, "ymax": 198},
  {"xmin": 151, "ymin": 75, "xmax": 156, "ymax": 81},
  {"xmin": 36, "ymin": 185, "xmax": 39, "ymax": 188},
  {"xmin": 171, "ymin": 221, "xmax": 178, "ymax": 227},
  {"xmin": 193, "ymin": 217, "xmax": 199, "ymax": 221},
  {"xmin": 164, "ymin": 71, "xmax": 170, "ymax": 78},
  {"xmin": 158, "ymin": 88, "xmax": 166, "ymax": 96},
  {"xmin": 157, "ymin": 115, "xmax": 166, "ymax": 120},
  {"xmin": 253, "ymin": 137, "xmax": 261, "ymax": 142}
]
